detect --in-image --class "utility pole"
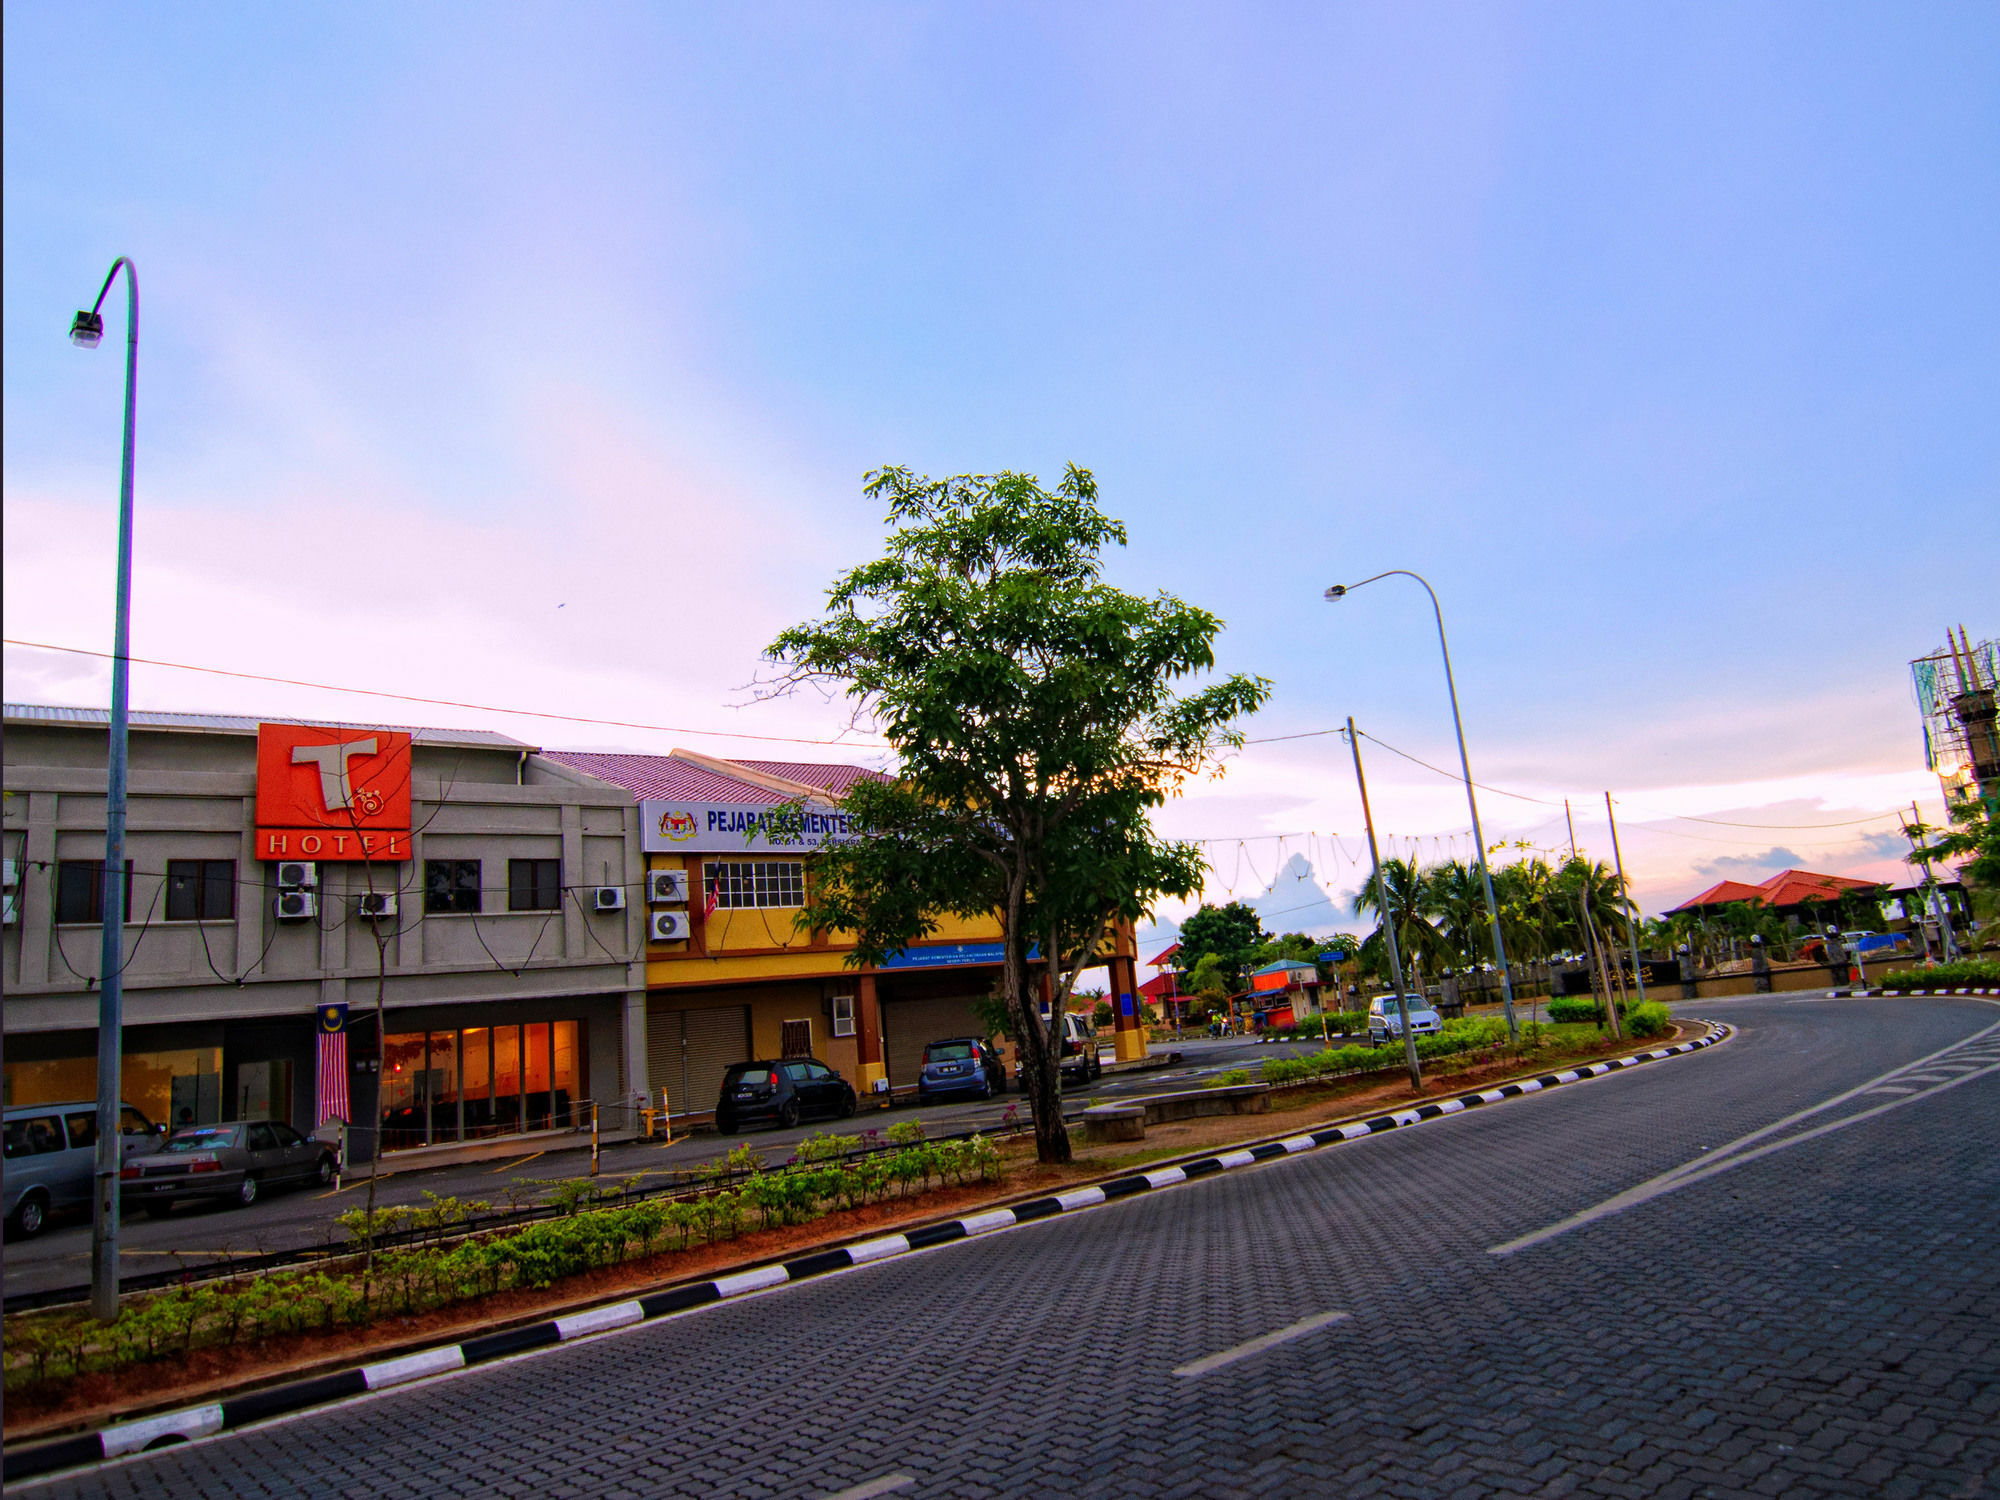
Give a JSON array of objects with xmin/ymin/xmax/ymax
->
[
  {"xmin": 1605, "ymin": 792, "xmax": 1646, "ymax": 1004},
  {"xmin": 1348, "ymin": 718, "xmax": 1422, "ymax": 1090},
  {"xmin": 1565, "ymin": 799, "xmax": 1621, "ymax": 1037}
]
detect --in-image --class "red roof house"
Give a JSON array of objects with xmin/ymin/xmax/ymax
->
[{"xmin": 1667, "ymin": 868, "xmax": 1878, "ymax": 916}]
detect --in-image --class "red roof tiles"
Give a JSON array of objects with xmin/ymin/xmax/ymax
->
[{"xmin": 1667, "ymin": 868, "xmax": 1878, "ymax": 915}]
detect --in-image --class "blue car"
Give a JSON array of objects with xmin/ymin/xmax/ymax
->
[{"xmin": 917, "ymin": 1038, "xmax": 1006, "ymax": 1103}]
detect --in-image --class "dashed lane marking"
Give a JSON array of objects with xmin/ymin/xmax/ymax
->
[
  {"xmin": 820, "ymin": 1473, "xmax": 917, "ymax": 1499},
  {"xmin": 1174, "ymin": 1311, "xmax": 1351, "ymax": 1378}
]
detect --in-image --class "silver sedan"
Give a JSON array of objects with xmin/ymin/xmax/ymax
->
[{"xmin": 120, "ymin": 1121, "xmax": 335, "ymax": 1215}]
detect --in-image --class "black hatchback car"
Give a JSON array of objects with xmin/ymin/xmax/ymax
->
[
  {"xmin": 716, "ymin": 1059, "xmax": 858, "ymax": 1134},
  {"xmin": 917, "ymin": 1037, "xmax": 1006, "ymax": 1103}
]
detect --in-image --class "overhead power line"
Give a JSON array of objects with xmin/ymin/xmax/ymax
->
[{"xmin": 2, "ymin": 637, "xmax": 889, "ymax": 749}]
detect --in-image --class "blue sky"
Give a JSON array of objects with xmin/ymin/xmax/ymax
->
[{"xmin": 5, "ymin": 3, "xmax": 1995, "ymax": 937}]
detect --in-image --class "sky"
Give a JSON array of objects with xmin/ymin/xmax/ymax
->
[{"xmin": 5, "ymin": 3, "xmax": 1996, "ymax": 959}]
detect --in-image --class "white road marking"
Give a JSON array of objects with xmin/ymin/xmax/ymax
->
[
  {"xmin": 363, "ymin": 1346, "xmax": 466, "ymax": 1389},
  {"xmin": 847, "ymin": 1234, "xmax": 911, "ymax": 1264},
  {"xmin": 554, "ymin": 1301, "xmax": 644, "ymax": 1341},
  {"xmin": 957, "ymin": 1209, "xmax": 1017, "ymax": 1236},
  {"xmin": 1173, "ymin": 1311, "xmax": 1351, "ymax": 1378},
  {"xmin": 714, "ymin": 1265, "xmax": 790, "ymax": 1298},
  {"xmin": 100, "ymin": 1404, "xmax": 225, "ymax": 1458},
  {"xmin": 1489, "ymin": 1058, "xmax": 2000, "ymax": 1257},
  {"xmin": 820, "ymin": 1475, "xmax": 916, "ymax": 1500}
]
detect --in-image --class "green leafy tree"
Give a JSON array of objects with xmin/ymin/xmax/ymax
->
[
  {"xmin": 1352, "ymin": 856, "xmax": 1443, "ymax": 986},
  {"xmin": 767, "ymin": 464, "xmax": 1269, "ymax": 1162},
  {"xmin": 1426, "ymin": 860, "xmax": 1489, "ymax": 969},
  {"xmin": 1174, "ymin": 901, "xmax": 1267, "ymax": 990}
]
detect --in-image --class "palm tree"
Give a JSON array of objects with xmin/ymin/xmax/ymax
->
[
  {"xmin": 1427, "ymin": 859, "xmax": 1489, "ymax": 969},
  {"xmin": 1352, "ymin": 856, "xmax": 1443, "ymax": 989}
]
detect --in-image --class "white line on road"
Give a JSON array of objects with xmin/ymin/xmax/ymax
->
[
  {"xmin": 1489, "ymin": 1059, "xmax": 2000, "ymax": 1257},
  {"xmin": 1173, "ymin": 1311, "xmax": 1350, "ymax": 1378},
  {"xmin": 820, "ymin": 1473, "xmax": 917, "ymax": 1499}
]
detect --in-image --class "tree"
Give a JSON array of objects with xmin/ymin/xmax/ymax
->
[
  {"xmin": 1426, "ymin": 860, "xmax": 1489, "ymax": 969},
  {"xmin": 1174, "ymin": 901, "xmax": 1267, "ymax": 991},
  {"xmin": 767, "ymin": 465, "xmax": 1269, "ymax": 1162},
  {"xmin": 1352, "ymin": 856, "xmax": 1442, "ymax": 986}
]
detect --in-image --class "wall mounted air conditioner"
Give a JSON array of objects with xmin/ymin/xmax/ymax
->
[
  {"xmin": 593, "ymin": 886, "xmax": 627, "ymax": 911},
  {"xmin": 646, "ymin": 869, "xmax": 689, "ymax": 905},
  {"xmin": 649, "ymin": 910, "xmax": 691, "ymax": 942},
  {"xmin": 2, "ymin": 857, "xmax": 19, "ymax": 888},
  {"xmin": 357, "ymin": 892, "xmax": 397, "ymax": 921},
  {"xmin": 276, "ymin": 890, "xmax": 318, "ymax": 921},
  {"xmin": 2, "ymin": 891, "xmax": 17, "ymax": 927},
  {"xmin": 277, "ymin": 861, "xmax": 318, "ymax": 891}
]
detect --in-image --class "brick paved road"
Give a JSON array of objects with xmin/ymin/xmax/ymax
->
[{"xmin": 24, "ymin": 992, "xmax": 1999, "ymax": 1498}]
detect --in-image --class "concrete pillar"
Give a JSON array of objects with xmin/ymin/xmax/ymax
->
[
  {"xmin": 854, "ymin": 972, "xmax": 887, "ymax": 1102},
  {"xmin": 1109, "ymin": 954, "xmax": 1145, "ymax": 1062},
  {"xmin": 1750, "ymin": 937, "xmax": 1771, "ymax": 994}
]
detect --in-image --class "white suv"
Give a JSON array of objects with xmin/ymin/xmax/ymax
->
[{"xmin": 1367, "ymin": 994, "xmax": 1442, "ymax": 1047}]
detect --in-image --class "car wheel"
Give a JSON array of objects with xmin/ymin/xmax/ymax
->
[
  {"xmin": 839, "ymin": 1087, "xmax": 857, "ymax": 1119},
  {"xmin": 777, "ymin": 1098, "xmax": 801, "ymax": 1130},
  {"xmin": 315, "ymin": 1154, "xmax": 336, "ymax": 1187},
  {"xmin": 235, "ymin": 1174, "xmax": 259, "ymax": 1209},
  {"xmin": 10, "ymin": 1191, "xmax": 49, "ymax": 1239},
  {"xmin": 144, "ymin": 1201, "xmax": 175, "ymax": 1220},
  {"xmin": 716, "ymin": 1111, "xmax": 737, "ymax": 1136}
]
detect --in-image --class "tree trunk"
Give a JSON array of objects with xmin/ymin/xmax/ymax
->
[{"xmin": 998, "ymin": 871, "xmax": 1070, "ymax": 1164}]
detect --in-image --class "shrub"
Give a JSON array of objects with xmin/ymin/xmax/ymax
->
[
  {"xmin": 1545, "ymin": 996, "xmax": 1602, "ymax": 1025},
  {"xmin": 1213, "ymin": 1068, "xmax": 1253, "ymax": 1086},
  {"xmin": 1879, "ymin": 959, "xmax": 2000, "ymax": 991},
  {"xmin": 1624, "ymin": 1000, "xmax": 1671, "ymax": 1037}
]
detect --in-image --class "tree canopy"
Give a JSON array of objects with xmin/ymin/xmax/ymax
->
[
  {"xmin": 1173, "ymin": 901, "xmax": 1268, "ymax": 990},
  {"xmin": 767, "ymin": 464, "xmax": 1269, "ymax": 1162}
]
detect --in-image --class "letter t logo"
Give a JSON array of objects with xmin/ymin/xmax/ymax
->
[{"xmin": 292, "ymin": 738, "xmax": 378, "ymax": 812}]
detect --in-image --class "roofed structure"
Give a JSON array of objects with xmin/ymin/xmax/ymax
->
[{"xmin": 1667, "ymin": 867, "xmax": 1879, "ymax": 916}]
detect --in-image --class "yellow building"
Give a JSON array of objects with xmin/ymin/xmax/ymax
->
[{"xmin": 543, "ymin": 749, "xmax": 1141, "ymax": 1120}]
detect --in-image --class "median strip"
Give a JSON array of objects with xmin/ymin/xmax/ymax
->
[{"xmin": 3, "ymin": 1021, "xmax": 1729, "ymax": 1486}]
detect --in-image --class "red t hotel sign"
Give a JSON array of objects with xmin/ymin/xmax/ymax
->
[{"xmin": 255, "ymin": 723, "xmax": 413, "ymax": 861}]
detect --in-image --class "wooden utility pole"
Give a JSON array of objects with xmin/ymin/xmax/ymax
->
[
  {"xmin": 1605, "ymin": 792, "xmax": 1646, "ymax": 1004},
  {"xmin": 1349, "ymin": 718, "xmax": 1422, "ymax": 1090}
]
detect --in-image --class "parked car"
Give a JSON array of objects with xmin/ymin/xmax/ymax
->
[
  {"xmin": 4, "ymin": 1101, "xmax": 163, "ymax": 1238},
  {"xmin": 715, "ymin": 1059, "xmax": 858, "ymax": 1134},
  {"xmin": 1367, "ymin": 994, "xmax": 1442, "ymax": 1047},
  {"xmin": 119, "ymin": 1120, "xmax": 334, "ymax": 1215},
  {"xmin": 917, "ymin": 1037, "xmax": 1007, "ymax": 1103},
  {"xmin": 1012, "ymin": 1012, "xmax": 1103, "ymax": 1087}
]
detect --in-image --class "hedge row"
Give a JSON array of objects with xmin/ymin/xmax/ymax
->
[
  {"xmin": 1878, "ymin": 959, "xmax": 2000, "ymax": 990},
  {"xmin": 3, "ymin": 1133, "xmax": 1002, "ymax": 1396},
  {"xmin": 1260, "ymin": 1017, "xmax": 1513, "ymax": 1086}
]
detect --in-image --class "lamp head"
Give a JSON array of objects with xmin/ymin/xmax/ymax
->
[
  {"xmin": 69, "ymin": 311, "xmax": 104, "ymax": 349},
  {"xmin": 1323, "ymin": 584, "xmax": 1347, "ymax": 601}
]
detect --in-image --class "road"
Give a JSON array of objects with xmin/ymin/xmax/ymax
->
[
  {"xmin": 3, "ymin": 1036, "xmax": 1322, "ymax": 1298},
  {"xmin": 20, "ymin": 991, "xmax": 2000, "ymax": 1498}
]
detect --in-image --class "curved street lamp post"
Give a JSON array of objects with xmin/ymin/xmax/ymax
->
[
  {"xmin": 1326, "ymin": 570, "xmax": 1520, "ymax": 1041},
  {"xmin": 70, "ymin": 257, "xmax": 140, "ymax": 1323}
]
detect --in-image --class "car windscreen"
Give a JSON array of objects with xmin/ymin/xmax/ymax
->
[
  {"xmin": 925, "ymin": 1042, "xmax": 976, "ymax": 1061},
  {"xmin": 163, "ymin": 1127, "xmax": 239, "ymax": 1152}
]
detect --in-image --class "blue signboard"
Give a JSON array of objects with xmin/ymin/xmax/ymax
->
[{"xmin": 875, "ymin": 941, "xmax": 1039, "ymax": 971}]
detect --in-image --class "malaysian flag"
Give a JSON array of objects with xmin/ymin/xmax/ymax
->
[{"xmin": 316, "ymin": 1003, "xmax": 350, "ymax": 1129}]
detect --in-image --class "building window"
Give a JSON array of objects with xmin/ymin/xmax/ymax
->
[
  {"xmin": 425, "ymin": 860, "xmax": 482, "ymax": 914},
  {"xmin": 830, "ymin": 993, "xmax": 856, "ymax": 1037},
  {"xmin": 702, "ymin": 860, "xmax": 805, "ymax": 910},
  {"xmin": 508, "ymin": 858, "xmax": 561, "ymax": 912},
  {"xmin": 166, "ymin": 860, "xmax": 236, "ymax": 921},
  {"xmin": 55, "ymin": 861, "xmax": 133, "ymax": 924}
]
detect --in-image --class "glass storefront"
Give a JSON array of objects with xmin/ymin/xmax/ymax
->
[
  {"xmin": 3, "ymin": 1048, "xmax": 224, "ymax": 1130},
  {"xmin": 379, "ymin": 1020, "xmax": 580, "ymax": 1151}
]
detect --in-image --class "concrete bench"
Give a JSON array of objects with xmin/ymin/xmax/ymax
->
[
  {"xmin": 1081, "ymin": 1103, "xmax": 1147, "ymax": 1143},
  {"xmin": 1130, "ymin": 1082, "xmax": 1271, "ymax": 1125}
]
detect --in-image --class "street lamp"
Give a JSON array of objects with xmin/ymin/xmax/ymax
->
[
  {"xmin": 1325, "ymin": 570, "xmax": 1520, "ymax": 1041},
  {"xmin": 70, "ymin": 257, "xmax": 140, "ymax": 1323}
]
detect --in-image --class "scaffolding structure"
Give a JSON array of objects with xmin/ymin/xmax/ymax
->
[{"xmin": 1911, "ymin": 626, "xmax": 2000, "ymax": 808}]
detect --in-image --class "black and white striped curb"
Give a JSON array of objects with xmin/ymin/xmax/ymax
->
[
  {"xmin": 1829, "ymin": 985, "xmax": 2000, "ymax": 998},
  {"xmin": 3, "ymin": 1021, "xmax": 1729, "ymax": 1485}
]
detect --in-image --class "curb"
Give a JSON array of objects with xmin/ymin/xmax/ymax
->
[
  {"xmin": 3, "ymin": 1021, "xmax": 1730, "ymax": 1485},
  {"xmin": 1828, "ymin": 985, "xmax": 2000, "ymax": 998}
]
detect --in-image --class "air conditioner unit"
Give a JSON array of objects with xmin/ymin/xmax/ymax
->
[
  {"xmin": 276, "ymin": 890, "xmax": 318, "ymax": 921},
  {"xmin": 646, "ymin": 869, "xmax": 689, "ymax": 905},
  {"xmin": 277, "ymin": 861, "xmax": 318, "ymax": 891},
  {"xmin": 357, "ymin": 892, "xmax": 397, "ymax": 921},
  {"xmin": 649, "ymin": 910, "xmax": 691, "ymax": 942},
  {"xmin": 593, "ymin": 886, "xmax": 626, "ymax": 911},
  {"xmin": 2, "ymin": 890, "xmax": 17, "ymax": 927},
  {"xmin": 2, "ymin": 857, "xmax": 19, "ymax": 888}
]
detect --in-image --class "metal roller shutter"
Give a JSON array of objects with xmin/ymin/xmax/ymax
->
[
  {"xmin": 883, "ymin": 995, "xmax": 987, "ymax": 1090},
  {"xmin": 647, "ymin": 1004, "xmax": 751, "ymax": 1116},
  {"xmin": 681, "ymin": 1005, "xmax": 750, "ymax": 1117}
]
